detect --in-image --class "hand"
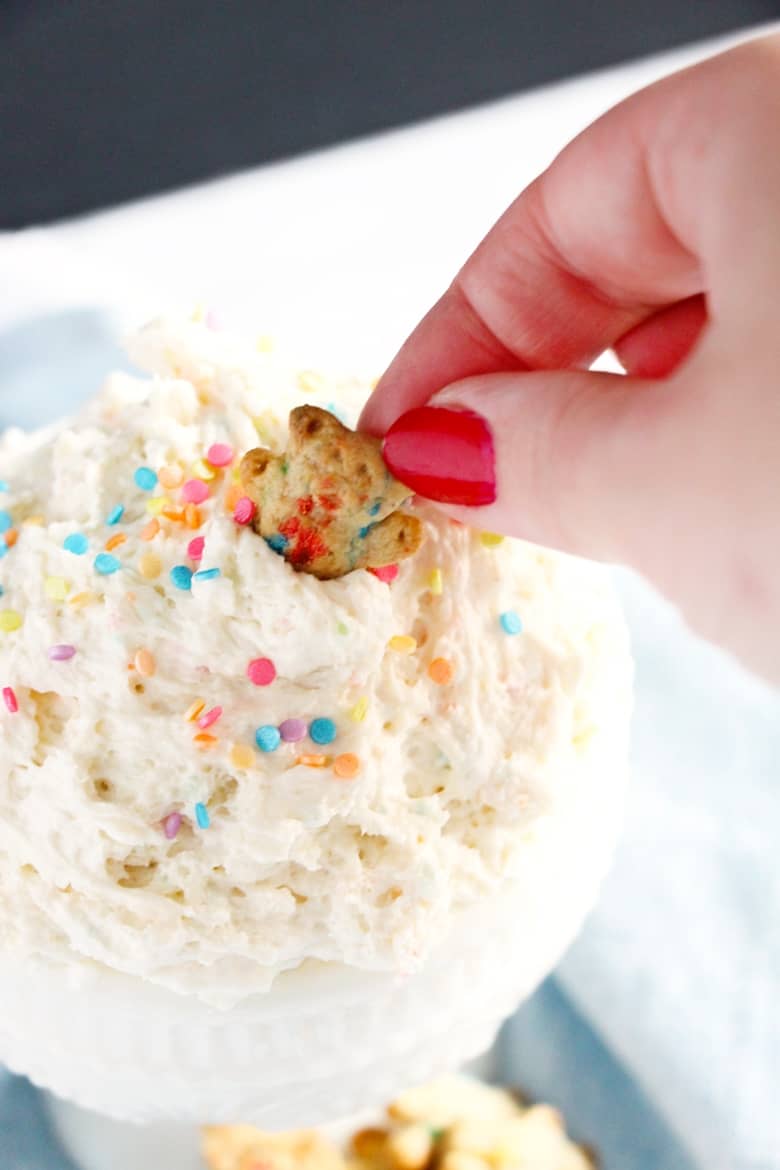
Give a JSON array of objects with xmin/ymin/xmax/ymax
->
[{"xmin": 361, "ymin": 34, "xmax": 780, "ymax": 683}]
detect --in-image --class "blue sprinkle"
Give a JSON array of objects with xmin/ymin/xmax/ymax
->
[
  {"xmin": 170, "ymin": 565, "xmax": 193, "ymax": 591},
  {"xmin": 0, "ymin": 540, "xmax": 8, "ymax": 559},
  {"xmin": 195, "ymin": 802, "xmax": 211, "ymax": 830},
  {"xmin": 256, "ymin": 724, "xmax": 281, "ymax": 752},
  {"xmin": 499, "ymin": 610, "xmax": 523, "ymax": 636},
  {"xmin": 0, "ymin": 511, "xmax": 12, "ymax": 534},
  {"xmin": 325, "ymin": 401, "xmax": 348, "ymax": 423},
  {"xmin": 0, "ymin": 481, "xmax": 8, "ymax": 493},
  {"xmin": 358, "ymin": 523, "xmax": 376, "ymax": 540},
  {"xmin": 64, "ymin": 533, "xmax": 89, "ymax": 556},
  {"xmin": 367, "ymin": 499, "xmax": 382, "ymax": 516},
  {"xmin": 106, "ymin": 505, "xmax": 125, "ymax": 526},
  {"xmin": 193, "ymin": 568, "xmax": 221, "ymax": 582},
  {"xmin": 309, "ymin": 716, "xmax": 337, "ymax": 746},
  {"xmin": 265, "ymin": 533, "xmax": 289, "ymax": 554},
  {"xmin": 94, "ymin": 553, "xmax": 121, "ymax": 575},
  {"xmin": 0, "ymin": 586, "xmax": 4, "ymax": 597},
  {"xmin": 134, "ymin": 467, "xmax": 158, "ymax": 492}
]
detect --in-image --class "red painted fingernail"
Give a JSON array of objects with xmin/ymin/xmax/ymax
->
[{"xmin": 383, "ymin": 406, "xmax": 496, "ymax": 506}]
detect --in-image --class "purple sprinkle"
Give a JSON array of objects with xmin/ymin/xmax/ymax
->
[
  {"xmin": 163, "ymin": 812, "xmax": 182, "ymax": 840},
  {"xmin": 279, "ymin": 717, "xmax": 307, "ymax": 743},
  {"xmin": 48, "ymin": 644, "xmax": 76, "ymax": 661}
]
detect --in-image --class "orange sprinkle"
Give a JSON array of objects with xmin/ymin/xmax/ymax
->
[
  {"xmin": 428, "ymin": 657, "xmax": 455, "ymax": 685},
  {"xmin": 68, "ymin": 591, "xmax": 95, "ymax": 608},
  {"xmin": 158, "ymin": 465, "xmax": 184, "ymax": 490},
  {"xmin": 162, "ymin": 505, "xmax": 185, "ymax": 522},
  {"xmin": 105, "ymin": 532, "xmax": 127, "ymax": 552},
  {"xmin": 224, "ymin": 483, "xmax": 243, "ymax": 513},
  {"xmin": 140, "ymin": 518, "xmax": 160, "ymax": 541},
  {"xmin": 184, "ymin": 503, "xmax": 202, "ymax": 530},
  {"xmin": 229, "ymin": 743, "xmax": 255, "ymax": 769},
  {"xmin": 333, "ymin": 753, "xmax": 360, "ymax": 779},
  {"xmin": 134, "ymin": 648, "xmax": 156, "ymax": 677},
  {"xmin": 3, "ymin": 529, "xmax": 18, "ymax": 548},
  {"xmin": 193, "ymin": 733, "xmax": 218, "ymax": 750},
  {"xmin": 184, "ymin": 698, "xmax": 206, "ymax": 722},
  {"xmin": 138, "ymin": 552, "xmax": 162, "ymax": 579},
  {"xmin": 297, "ymin": 754, "xmax": 331, "ymax": 768}
]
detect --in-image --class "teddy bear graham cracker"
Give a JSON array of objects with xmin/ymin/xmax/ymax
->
[{"xmin": 240, "ymin": 405, "xmax": 423, "ymax": 579}]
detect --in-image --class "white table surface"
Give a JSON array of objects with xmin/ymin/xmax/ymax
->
[{"xmin": 1, "ymin": 21, "xmax": 779, "ymax": 1170}]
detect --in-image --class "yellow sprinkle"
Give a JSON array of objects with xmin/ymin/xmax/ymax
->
[
  {"xmin": 348, "ymin": 696, "xmax": 369, "ymax": 723},
  {"xmin": 105, "ymin": 532, "xmax": 127, "ymax": 552},
  {"xmin": 0, "ymin": 611, "xmax": 23, "ymax": 633},
  {"xmin": 138, "ymin": 552, "xmax": 162, "ymax": 579},
  {"xmin": 134, "ymin": 648, "xmax": 156, "ymax": 677},
  {"xmin": 184, "ymin": 698, "xmax": 206, "ymax": 722},
  {"xmin": 229, "ymin": 744, "xmax": 255, "ymax": 769},
  {"xmin": 44, "ymin": 576, "xmax": 70, "ymax": 602},
  {"xmin": 333, "ymin": 753, "xmax": 360, "ymax": 779},
  {"xmin": 146, "ymin": 497, "xmax": 169, "ymax": 516},
  {"xmin": 480, "ymin": 531, "xmax": 504, "ymax": 547},
  {"xmin": 428, "ymin": 567, "xmax": 443, "ymax": 595},
  {"xmin": 158, "ymin": 466, "xmax": 184, "ymax": 490},
  {"xmin": 68, "ymin": 591, "xmax": 96, "ymax": 608},
  {"xmin": 297, "ymin": 753, "xmax": 330, "ymax": 768},
  {"xmin": 297, "ymin": 370, "xmax": 325, "ymax": 394},
  {"xmin": 388, "ymin": 634, "xmax": 417, "ymax": 655},
  {"xmin": 140, "ymin": 518, "xmax": 160, "ymax": 542},
  {"xmin": 191, "ymin": 459, "xmax": 216, "ymax": 482},
  {"xmin": 23, "ymin": 515, "xmax": 45, "ymax": 527},
  {"xmin": 191, "ymin": 303, "xmax": 205, "ymax": 322},
  {"xmin": 256, "ymin": 334, "xmax": 274, "ymax": 353}
]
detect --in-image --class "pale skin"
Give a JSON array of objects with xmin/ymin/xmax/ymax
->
[{"xmin": 361, "ymin": 34, "xmax": 780, "ymax": 684}]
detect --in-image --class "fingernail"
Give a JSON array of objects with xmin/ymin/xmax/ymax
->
[{"xmin": 383, "ymin": 406, "xmax": 496, "ymax": 506}]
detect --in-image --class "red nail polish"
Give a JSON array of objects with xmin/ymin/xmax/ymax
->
[{"xmin": 383, "ymin": 406, "xmax": 496, "ymax": 506}]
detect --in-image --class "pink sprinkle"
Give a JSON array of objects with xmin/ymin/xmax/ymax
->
[
  {"xmin": 182, "ymin": 479, "xmax": 210, "ymax": 504},
  {"xmin": 207, "ymin": 443, "xmax": 234, "ymax": 468},
  {"xmin": 205, "ymin": 309, "xmax": 223, "ymax": 331},
  {"xmin": 3, "ymin": 687, "xmax": 18, "ymax": 714},
  {"xmin": 188, "ymin": 536, "xmax": 205, "ymax": 561},
  {"xmin": 368, "ymin": 563, "xmax": 399, "ymax": 583},
  {"xmin": 247, "ymin": 657, "xmax": 276, "ymax": 686},
  {"xmin": 279, "ymin": 717, "xmax": 307, "ymax": 743},
  {"xmin": 233, "ymin": 496, "xmax": 257, "ymax": 526},
  {"xmin": 163, "ymin": 812, "xmax": 182, "ymax": 840},
  {"xmin": 197, "ymin": 705, "xmax": 223, "ymax": 730},
  {"xmin": 48, "ymin": 644, "xmax": 76, "ymax": 661}
]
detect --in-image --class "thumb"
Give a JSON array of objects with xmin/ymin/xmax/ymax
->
[{"xmin": 382, "ymin": 366, "xmax": 692, "ymax": 573}]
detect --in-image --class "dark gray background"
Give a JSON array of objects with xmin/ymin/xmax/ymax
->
[{"xmin": 1, "ymin": 1, "xmax": 778, "ymax": 227}]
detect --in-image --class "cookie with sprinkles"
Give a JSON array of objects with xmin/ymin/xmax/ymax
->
[{"xmin": 239, "ymin": 405, "xmax": 423, "ymax": 579}]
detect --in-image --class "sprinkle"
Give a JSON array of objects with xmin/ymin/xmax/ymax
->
[
  {"xmin": 336, "ymin": 621, "xmax": 349, "ymax": 636},
  {"xmin": 0, "ymin": 540, "xmax": 8, "ymax": 560},
  {"xmin": 368, "ymin": 563, "xmax": 399, "ymax": 584},
  {"xmin": 134, "ymin": 467, "xmax": 158, "ymax": 492},
  {"xmin": 225, "ymin": 483, "xmax": 243, "ymax": 513},
  {"xmin": 3, "ymin": 687, "xmax": 18, "ymax": 714},
  {"xmin": 0, "ymin": 481, "xmax": 7, "ymax": 492},
  {"xmin": 162, "ymin": 505, "xmax": 185, "ymax": 522},
  {"xmin": 197, "ymin": 705, "xmax": 223, "ymax": 730},
  {"xmin": 193, "ymin": 733, "xmax": 218, "ymax": 750},
  {"xmin": 184, "ymin": 699, "xmax": 206, "ymax": 722},
  {"xmin": 206, "ymin": 443, "xmax": 234, "ymax": 468},
  {"xmin": 233, "ymin": 497, "xmax": 256, "ymax": 526},
  {"xmin": 94, "ymin": 553, "xmax": 121, "ymax": 575},
  {"xmin": 297, "ymin": 753, "xmax": 330, "ymax": 768},
  {"xmin": 348, "ymin": 696, "xmax": 369, "ymax": 723},
  {"xmin": 134, "ymin": 648, "xmax": 156, "ymax": 677},
  {"xmin": 309, "ymin": 717, "xmax": 337, "ymax": 745},
  {"xmin": 24, "ymin": 516, "xmax": 45, "ymax": 526},
  {"xmin": 48, "ymin": 644, "xmax": 76, "ymax": 661},
  {"xmin": 68, "ymin": 591, "xmax": 95, "ymax": 608},
  {"xmin": 182, "ymin": 479, "xmax": 209, "ymax": 505},
  {"xmin": 138, "ymin": 552, "xmax": 162, "ymax": 579},
  {"xmin": 229, "ymin": 744, "xmax": 255, "ymax": 769},
  {"xmin": 388, "ymin": 634, "xmax": 417, "ymax": 655},
  {"xmin": 3, "ymin": 529, "xmax": 17, "ymax": 549},
  {"xmin": 195, "ymin": 802, "xmax": 211, "ymax": 829},
  {"xmin": 333, "ymin": 753, "xmax": 360, "ymax": 779},
  {"xmin": 255, "ymin": 725, "xmax": 281, "ymax": 752},
  {"xmin": 428, "ymin": 568, "xmax": 443, "ymax": 595},
  {"xmin": 187, "ymin": 537, "xmax": 205, "ymax": 561},
  {"xmin": 499, "ymin": 610, "xmax": 523, "ymax": 636},
  {"xmin": 247, "ymin": 657, "xmax": 276, "ymax": 686},
  {"xmin": 140, "ymin": 519, "xmax": 160, "ymax": 541},
  {"xmin": 44, "ymin": 577, "xmax": 69, "ymax": 602},
  {"xmin": 170, "ymin": 565, "xmax": 193, "ymax": 591},
  {"xmin": 0, "ymin": 512, "xmax": 12, "ymax": 533},
  {"xmin": 158, "ymin": 465, "xmax": 184, "ymax": 490},
  {"xmin": 480, "ymin": 531, "xmax": 504, "ymax": 547},
  {"xmin": 0, "ymin": 611, "xmax": 22, "ymax": 633},
  {"xmin": 105, "ymin": 532, "xmax": 127, "ymax": 552},
  {"xmin": 428, "ymin": 657, "xmax": 455, "ymax": 685},
  {"xmin": 256, "ymin": 334, "xmax": 274, "ymax": 353},
  {"xmin": 279, "ymin": 717, "xmax": 307, "ymax": 743},
  {"xmin": 64, "ymin": 533, "xmax": 89, "ymax": 556},
  {"xmin": 106, "ymin": 505, "xmax": 125, "ymax": 526},
  {"xmin": 163, "ymin": 812, "xmax": 182, "ymax": 840},
  {"xmin": 205, "ymin": 308, "xmax": 223, "ymax": 331},
  {"xmin": 191, "ymin": 459, "xmax": 216, "ymax": 482},
  {"xmin": 367, "ymin": 500, "xmax": 382, "ymax": 516},
  {"xmin": 146, "ymin": 497, "xmax": 168, "ymax": 515},
  {"xmin": 193, "ymin": 567, "xmax": 221, "ymax": 583},
  {"xmin": 184, "ymin": 504, "xmax": 202, "ymax": 529},
  {"xmin": 265, "ymin": 533, "xmax": 288, "ymax": 554}
]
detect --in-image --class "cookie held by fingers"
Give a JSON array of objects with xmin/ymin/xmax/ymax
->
[{"xmin": 240, "ymin": 405, "xmax": 423, "ymax": 579}]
